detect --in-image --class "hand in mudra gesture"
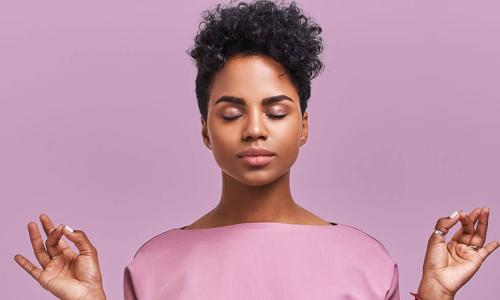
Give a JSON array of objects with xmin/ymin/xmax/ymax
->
[
  {"xmin": 417, "ymin": 207, "xmax": 500, "ymax": 299},
  {"xmin": 14, "ymin": 214, "xmax": 106, "ymax": 300}
]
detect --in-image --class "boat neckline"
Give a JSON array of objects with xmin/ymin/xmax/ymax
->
[{"xmin": 173, "ymin": 221, "xmax": 342, "ymax": 232}]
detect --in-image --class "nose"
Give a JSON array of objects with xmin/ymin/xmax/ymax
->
[{"xmin": 241, "ymin": 108, "xmax": 268, "ymax": 142}]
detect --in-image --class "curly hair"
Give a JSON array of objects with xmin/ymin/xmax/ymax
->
[{"xmin": 186, "ymin": 0, "xmax": 325, "ymax": 121}]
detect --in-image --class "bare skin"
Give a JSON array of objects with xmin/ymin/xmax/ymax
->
[
  {"xmin": 417, "ymin": 207, "xmax": 499, "ymax": 299},
  {"xmin": 184, "ymin": 203, "xmax": 332, "ymax": 230},
  {"xmin": 189, "ymin": 54, "xmax": 331, "ymax": 230},
  {"xmin": 188, "ymin": 54, "xmax": 500, "ymax": 299},
  {"xmin": 14, "ymin": 54, "xmax": 499, "ymax": 299},
  {"xmin": 13, "ymin": 214, "xmax": 106, "ymax": 300}
]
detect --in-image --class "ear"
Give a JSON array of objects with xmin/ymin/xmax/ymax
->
[
  {"xmin": 300, "ymin": 112, "xmax": 308, "ymax": 147},
  {"xmin": 201, "ymin": 116, "xmax": 211, "ymax": 150}
]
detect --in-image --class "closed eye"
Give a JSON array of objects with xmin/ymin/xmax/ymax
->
[
  {"xmin": 222, "ymin": 114, "xmax": 287, "ymax": 121},
  {"xmin": 268, "ymin": 114, "xmax": 287, "ymax": 119},
  {"xmin": 222, "ymin": 115, "xmax": 241, "ymax": 121}
]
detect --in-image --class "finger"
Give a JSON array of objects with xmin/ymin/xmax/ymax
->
[
  {"xmin": 39, "ymin": 213, "xmax": 70, "ymax": 249},
  {"xmin": 428, "ymin": 210, "xmax": 462, "ymax": 246},
  {"xmin": 470, "ymin": 207, "xmax": 489, "ymax": 248},
  {"xmin": 27, "ymin": 222, "xmax": 51, "ymax": 268},
  {"xmin": 62, "ymin": 225, "xmax": 97, "ymax": 256},
  {"xmin": 451, "ymin": 208, "xmax": 481, "ymax": 241},
  {"xmin": 45, "ymin": 224, "xmax": 65, "ymax": 257},
  {"xmin": 477, "ymin": 240, "xmax": 500, "ymax": 262},
  {"xmin": 455, "ymin": 211, "xmax": 476, "ymax": 245},
  {"xmin": 13, "ymin": 254, "xmax": 43, "ymax": 282}
]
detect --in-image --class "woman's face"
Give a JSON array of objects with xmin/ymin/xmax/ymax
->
[{"xmin": 201, "ymin": 54, "xmax": 309, "ymax": 186}]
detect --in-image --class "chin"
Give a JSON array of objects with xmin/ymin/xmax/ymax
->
[
  {"xmin": 234, "ymin": 168, "xmax": 288, "ymax": 187},
  {"xmin": 241, "ymin": 177, "xmax": 277, "ymax": 187}
]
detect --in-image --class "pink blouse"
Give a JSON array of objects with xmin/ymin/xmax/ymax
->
[{"xmin": 124, "ymin": 222, "xmax": 400, "ymax": 299}]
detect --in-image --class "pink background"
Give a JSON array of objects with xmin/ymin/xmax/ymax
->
[{"xmin": 2, "ymin": 1, "xmax": 499, "ymax": 299}]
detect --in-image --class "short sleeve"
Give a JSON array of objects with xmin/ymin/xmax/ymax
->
[
  {"xmin": 385, "ymin": 263, "xmax": 400, "ymax": 300},
  {"xmin": 124, "ymin": 266, "xmax": 137, "ymax": 300}
]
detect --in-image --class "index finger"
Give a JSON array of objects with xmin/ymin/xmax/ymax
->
[
  {"xmin": 39, "ymin": 213, "xmax": 70, "ymax": 249},
  {"xmin": 45, "ymin": 224, "xmax": 65, "ymax": 257},
  {"xmin": 452, "ymin": 212, "xmax": 476, "ymax": 245},
  {"xmin": 451, "ymin": 207, "xmax": 481, "ymax": 242}
]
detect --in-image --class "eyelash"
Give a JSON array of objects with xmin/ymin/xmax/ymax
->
[{"xmin": 222, "ymin": 114, "xmax": 287, "ymax": 121}]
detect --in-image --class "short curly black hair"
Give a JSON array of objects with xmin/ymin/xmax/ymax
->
[{"xmin": 187, "ymin": 0, "xmax": 325, "ymax": 121}]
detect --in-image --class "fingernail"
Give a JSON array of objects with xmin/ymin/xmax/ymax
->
[
  {"xmin": 64, "ymin": 225, "xmax": 74, "ymax": 232},
  {"xmin": 449, "ymin": 210, "xmax": 459, "ymax": 218}
]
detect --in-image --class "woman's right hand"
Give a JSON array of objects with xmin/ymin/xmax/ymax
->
[{"xmin": 14, "ymin": 213, "xmax": 106, "ymax": 300}]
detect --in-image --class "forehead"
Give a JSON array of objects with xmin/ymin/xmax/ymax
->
[{"xmin": 208, "ymin": 54, "xmax": 298, "ymax": 104}]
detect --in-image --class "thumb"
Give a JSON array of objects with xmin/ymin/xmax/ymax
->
[
  {"xmin": 428, "ymin": 210, "xmax": 463, "ymax": 248},
  {"xmin": 62, "ymin": 225, "xmax": 97, "ymax": 256}
]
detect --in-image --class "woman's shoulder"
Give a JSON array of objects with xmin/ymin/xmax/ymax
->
[
  {"xmin": 130, "ymin": 227, "xmax": 181, "ymax": 261},
  {"xmin": 335, "ymin": 223, "xmax": 397, "ymax": 265},
  {"xmin": 131, "ymin": 222, "xmax": 393, "ymax": 255},
  {"xmin": 127, "ymin": 221, "xmax": 398, "ymax": 275}
]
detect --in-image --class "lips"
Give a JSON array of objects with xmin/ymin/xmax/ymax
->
[
  {"xmin": 237, "ymin": 147, "xmax": 276, "ymax": 167},
  {"xmin": 237, "ymin": 147, "xmax": 276, "ymax": 157},
  {"xmin": 240, "ymin": 155, "xmax": 275, "ymax": 167}
]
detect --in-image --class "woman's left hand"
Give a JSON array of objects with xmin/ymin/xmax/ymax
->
[{"xmin": 417, "ymin": 207, "xmax": 499, "ymax": 300}]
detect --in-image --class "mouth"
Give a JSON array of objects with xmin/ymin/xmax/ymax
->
[{"xmin": 239, "ymin": 155, "xmax": 276, "ymax": 167}]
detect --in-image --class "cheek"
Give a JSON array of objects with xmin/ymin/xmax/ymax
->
[
  {"xmin": 273, "ymin": 118, "xmax": 302, "ymax": 145},
  {"xmin": 210, "ymin": 126, "xmax": 237, "ymax": 149},
  {"xmin": 209, "ymin": 127, "xmax": 238, "ymax": 166}
]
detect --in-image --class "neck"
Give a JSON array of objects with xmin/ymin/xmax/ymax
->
[{"xmin": 210, "ymin": 169, "xmax": 301, "ymax": 225}]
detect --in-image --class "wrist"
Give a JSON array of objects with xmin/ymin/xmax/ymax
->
[
  {"xmin": 81, "ymin": 288, "xmax": 106, "ymax": 300},
  {"xmin": 418, "ymin": 278, "xmax": 454, "ymax": 300}
]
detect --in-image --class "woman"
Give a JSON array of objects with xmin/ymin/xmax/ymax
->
[{"xmin": 14, "ymin": 1, "xmax": 499, "ymax": 299}]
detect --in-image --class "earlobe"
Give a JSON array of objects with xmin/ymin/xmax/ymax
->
[
  {"xmin": 300, "ymin": 112, "xmax": 309, "ymax": 146},
  {"xmin": 203, "ymin": 136, "xmax": 212, "ymax": 150},
  {"xmin": 200, "ymin": 116, "xmax": 211, "ymax": 150}
]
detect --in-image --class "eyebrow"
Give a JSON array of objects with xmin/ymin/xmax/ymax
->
[{"xmin": 214, "ymin": 94, "xmax": 294, "ymax": 106}]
